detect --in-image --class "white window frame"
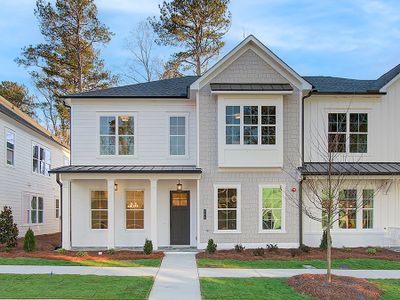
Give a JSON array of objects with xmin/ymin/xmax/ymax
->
[
  {"xmin": 362, "ymin": 189, "xmax": 374, "ymax": 230},
  {"xmin": 168, "ymin": 113, "xmax": 189, "ymax": 158},
  {"xmin": 55, "ymin": 198, "xmax": 60, "ymax": 219},
  {"xmin": 32, "ymin": 141, "xmax": 51, "ymax": 177},
  {"xmin": 5, "ymin": 128, "xmax": 15, "ymax": 167},
  {"xmin": 90, "ymin": 190, "xmax": 108, "ymax": 230},
  {"xmin": 27, "ymin": 195, "xmax": 44, "ymax": 225},
  {"xmin": 213, "ymin": 183, "xmax": 241, "ymax": 233},
  {"xmin": 97, "ymin": 113, "xmax": 137, "ymax": 157},
  {"xmin": 258, "ymin": 184, "xmax": 286, "ymax": 233},
  {"xmin": 125, "ymin": 190, "xmax": 145, "ymax": 230}
]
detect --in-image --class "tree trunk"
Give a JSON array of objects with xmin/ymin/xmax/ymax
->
[{"xmin": 326, "ymin": 225, "xmax": 332, "ymax": 283}]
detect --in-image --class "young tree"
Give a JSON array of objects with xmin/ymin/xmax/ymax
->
[
  {"xmin": 124, "ymin": 20, "xmax": 163, "ymax": 83},
  {"xmin": 0, "ymin": 81, "xmax": 37, "ymax": 118},
  {"xmin": 16, "ymin": 0, "xmax": 118, "ymax": 144},
  {"xmin": 150, "ymin": 0, "xmax": 231, "ymax": 76},
  {"xmin": 0, "ymin": 206, "xmax": 19, "ymax": 249}
]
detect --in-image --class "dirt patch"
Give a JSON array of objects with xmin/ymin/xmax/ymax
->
[
  {"xmin": 288, "ymin": 274, "xmax": 382, "ymax": 300},
  {"xmin": 196, "ymin": 247, "xmax": 400, "ymax": 261},
  {"xmin": 0, "ymin": 232, "xmax": 163, "ymax": 261}
]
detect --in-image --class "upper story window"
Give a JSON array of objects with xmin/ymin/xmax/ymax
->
[
  {"xmin": 6, "ymin": 129, "xmax": 15, "ymax": 166},
  {"xmin": 226, "ymin": 105, "xmax": 276, "ymax": 145},
  {"xmin": 100, "ymin": 115, "xmax": 135, "ymax": 156},
  {"xmin": 169, "ymin": 116, "xmax": 186, "ymax": 156},
  {"xmin": 328, "ymin": 113, "xmax": 368, "ymax": 153},
  {"xmin": 32, "ymin": 143, "xmax": 51, "ymax": 176}
]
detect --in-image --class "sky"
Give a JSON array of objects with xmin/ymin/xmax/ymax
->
[{"xmin": 1, "ymin": 0, "xmax": 400, "ymax": 94}]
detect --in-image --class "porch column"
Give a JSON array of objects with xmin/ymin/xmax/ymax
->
[
  {"xmin": 150, "ymin": 179, "xmax": 158, "ymax": 250},
  {"xmin": 61, "ymin": 180, "xmax": 71, "ymax": 250},
  {"xmin": 107, "ymin": 179, "xmax": 115, "ymax": 249}
]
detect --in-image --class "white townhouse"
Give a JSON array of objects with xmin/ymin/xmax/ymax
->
[
  {"xmin": 0, "ymin": 96, "xmax": 70, "ymax": 236},
  {"xmin": 51, "ymin": 35, "xmax": 400, "ymax": 250}
]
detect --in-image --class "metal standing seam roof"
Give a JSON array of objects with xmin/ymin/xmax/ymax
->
[
  {"xmin": 300, "ymin": 162, "xmax": 400, "ymax": 176},
  {"xmin": 49, "ymin": 165, "xmax": 202, "ymax": 174},
  {"xmin": 210, "ymin": 83, "xmax": 293, "ymax": 92}
]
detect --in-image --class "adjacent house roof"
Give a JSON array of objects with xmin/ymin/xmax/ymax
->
[
  {"xmin": 50, "ymin": 165, "xmax": 202, "ymax": 174},
  {"xmin": 0, "ymin": 96, "xmax": 69, "ymax": 150},
  {"xmin": 300, "ymin": 162, "xmax": 400, "ymax": 176},
  {"xmin": 210, "ymin": 83, "xmax": 293, "ymax": 92}
]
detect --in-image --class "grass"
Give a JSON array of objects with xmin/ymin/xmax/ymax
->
[
  {"xmin": 197, "ymin": 258, "xmax": 400, "ymax": 270},
  {"xmin": 0, "ymin": 257, "xmax": 161, "ymax": 267},
  {"xmin": 370, "ymin": 279, "xmax": 400, "ymax": 300},
  {"xmin": 0, "ymin": 274, "xmax": 153, "ymax": 299},
  {"xmin": 200, "ymin": 277, "xmax": 311, "ymax": 300}
]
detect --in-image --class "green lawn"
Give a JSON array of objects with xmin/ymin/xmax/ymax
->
[
  {"xmin": 0, "ymin": 274, "xmax": 153, "ymax": 299},
  {"xmin": 197, "ymin": 258, "xmax": 400, "ymax": 270},
  {"xmin": 370, "ymin": 279, "xmax": 400, "ymax": 300},
  {"xmin": 0, "ymin": 257, "xmax": 161, "ymax": 267}
]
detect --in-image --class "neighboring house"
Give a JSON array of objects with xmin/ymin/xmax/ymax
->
[
  {"xmin": 0, "ymin": 95, "xmax": 70, "ymax": 236},
  {"xmin": 51, "ymin": 35, "xmax": 400, "ymax": 250}
]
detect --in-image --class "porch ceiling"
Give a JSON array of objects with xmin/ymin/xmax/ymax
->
[{"xmin": 50, "ymin": 165, "xmax": 202, "ymax": 174}]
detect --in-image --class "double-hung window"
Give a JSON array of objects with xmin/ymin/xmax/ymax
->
[
  {"xmin": 100, "ymin": 115, "xmax": 135, "ymax": 155},
  {"xmin": 225, "ymin": 106, "xmax": 240, "ymax": 144},
  {"xmin": 260, "ymin": 186, "xmax": 283, "ymax": 231},
  {"xmin": 29, "ymin": 196, "xmax": 43, "ymax": 224},
  {"xmin": 215, "ymin": 185, "xmax": 240, "ymax": 231},
  {"xmin": 338, "ymin": 189, "xmax": 357, "ymax": 229},
  {"xmin": 349, "ymin": 113, "xmax": 368, "ymax": 153},
  {"xmin": 169, "ymin": 116, "xmax": 186, "ymax": 155},
  {"xmin": 6, "ymin": 130, "xmax": 15, "ymax": 166},
  {"xmin": 55, "ymin": 198, "xmax": 60, "ymax": 219},
  {"xmin": 328, "ymin": 113, "xmax": 347, "ymax": 153},
  {"xmin": 91, "ymin": 191, "xmax": 108, "ymax": 229},
  {"xmin": 243, "ymin": 106, "xmax": 258, "ymax": 144},
  {"xmin": 362, "ymin": 189, "xmax": 374, "ymax": 229},
  {"xmin": 126, "ymin": 191, "xmax": 144, "ymax": 229},
  {"xmin": 32, "ymin": 143, "xmax": 51, "ymax": 176}
]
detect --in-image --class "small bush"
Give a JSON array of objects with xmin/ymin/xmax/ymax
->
[
  {"xmin": 77, "ymin": 251, "xmax": 88, "ymax": 257},
  {"xmin": 23, "ymin": 228, "xmax": 36, "ymax": 252},
  {"xmin": 56, "ymin": 248, "xmax": 67, "ymax": 255},
  {"xmin": 290, "ymin": 248, "xmax": 302, "ymax": 257},
  {"xmin": 253, "ymin": 247, "xmax": 265, "ymax": 257},
  {"xmin": 0, "ymin": 206, "xmax": 19, "ymax": 248},
  {"xmin": 206, "ymin": 239, "xmax": 217, "ymax": 254},
  {"xmin": 342, "ymin": 247, "xmax": 352, "ymax": 253},
  {"xmin": 367, "ymin": 248, "xmax": 377, "ymax": 255},
  {"xmin": 107, "ymin": 248, "xmax": 116, "ymax": 255},
  {"xmin": 234, "ymin": 243, "xmax": 245, "ymax": 252},
  {"xmin": 320, "ymin": 230, "xmax": 330, "ymax": 250},
  {"xmin": 266, "ymin": 244, "xmax": 278, "ymax": 252},
  {"xmin": 299, "ymin": 244, "xmax": 310, "ymax": 253},
  {"xmin": 144, "ymin": 239, "xmax": 153, "ymax": 255}
]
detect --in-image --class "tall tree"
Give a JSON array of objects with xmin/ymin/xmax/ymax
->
[
  {"xmin": 0, "ymin": 81, "xmax": 37, "ymax": 118},
  {"xmin": 17, "ymin": 0, "xmax": 117, "ymax": 144},
  {"xmin": 124, "ymin": 20, "xmax": 163, "ymax": 83},
  {"xmin": 150, "ymin": 0, "xmax": 231, "ymax": 76}
]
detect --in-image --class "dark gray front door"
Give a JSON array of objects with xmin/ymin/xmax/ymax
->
[{"xmin": 170, "ymin": 191, "xmax": 190, "ymax": 245}]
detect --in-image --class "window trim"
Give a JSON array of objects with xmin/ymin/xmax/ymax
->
[
  {"xmin": 27, "ymin": 195, "xmax": 44, "ymax": 225},
  {"xmin": 55, "ymin": 198, "xmax": 60, "ymax": 219},
  {"xmin": 362, "ymin": 189, "xmax": 374, "ymax": 230},
  {"xmin": 213, "ymin": 183, "xmax": 241, "ymax": 233},
  {"xmin": 5, "ymin": 128, "xmax": 15, "ymax": 167},
  {"xmin": 31, "ymin": 141, "xmax": 51, "ymax": 177},
  {"xmin": 167, "ymin": 112, "xmax": 189, "ymax": 158},
  {"xmin": 258, "ymin": 184, "xmax": 286, "ymax": 233},
  {"xmin": 97, "ymin": 113, "xmax": 137, "ymax": 158},
  {"xmin": 125, "ymin": 189, "xmax": 145, "ymax": 231},
  {"xmin": 89, "ymin": 190, "xmax": 108, "ymax": 230}
]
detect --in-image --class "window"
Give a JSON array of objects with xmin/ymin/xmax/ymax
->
[
  {"xmin": 6, "ymin": 130, "xmax": 15, "ymax": 166},
  {"xmin": 32, "ymin": 143, "xmax": 51, "ymax": 176},
  {"xmin": 126, "ymin": 191, "xmax": 144, "ymax": 229},
  {"xmin": 225, "ymin": 105, "xmax": 277, "ymax": 145},
  {"xmin": 328, "ymin": 112, "xmax": 368, "ymax": 153},
  {"xmin": 28, "ymin": 196, "xmax": 43, "ymax": 224},
  {"xmin": 100, "ymin": 115, "xmax": 134, "ymax": 155},
  {"xmin": 170, "ymin": 116, "xmax": 186, "ymax": 155},
  {"xmin": 338, "ymin": 189, "xmax": 357, "ymax": 229},
  {"xmin": 260, "ymin": 186, "xmax": 283, "ymax": 230},
  {"xmin": 91, "ymin": 191, "xmax": 108, "ymax": 229},
  {"xmin": 215, "ymin": 186, "xmax": 240, "ymax": 231},
  {"xmin": 55, "ymin": 198, "xmax": 60, "ymax": 219},
  {"xmin": 362, "ymin": 189, "xmax": 374, "ymax": 229}
]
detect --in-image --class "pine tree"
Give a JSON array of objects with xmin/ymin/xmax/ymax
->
[{"xmin": 0, "ymin": 81, "xmax": 37, "ymax": 118}]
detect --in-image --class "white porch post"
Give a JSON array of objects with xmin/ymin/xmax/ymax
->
[
  {"xmin": 150, "ymin": 179, "xmax": 158, "ymax": 250},
  {"xmin": 107, "ymin": 179, "xmax": 115, "ymax": 249},
  {"xmin": 61, "ymin": 180, "xmax": 71, "ymax": 250}
]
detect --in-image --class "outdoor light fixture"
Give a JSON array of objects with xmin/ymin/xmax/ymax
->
[
  {"xmin": 114, "ymin": 183, "xmax": 118, "ymax": 192},
  {"xmin": 177, "ymin": 180, "xmax": 183, "ymax": 191}
]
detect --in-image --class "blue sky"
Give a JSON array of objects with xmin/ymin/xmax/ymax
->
[{"xmin": 1, "ymin": 0, "xmax": 400, "ymax": 93}]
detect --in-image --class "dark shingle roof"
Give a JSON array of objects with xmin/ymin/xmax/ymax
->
[
  {"xmin": 210, "ymin": 83, "xmax": 293, "ymax": 92},
  {"xmin": 300, "ymin": 162, "xmax": 400, "ymax": 176},
  {"xmin": 50, "ymin": 165, "xmax": 202, "ymax": 174}
]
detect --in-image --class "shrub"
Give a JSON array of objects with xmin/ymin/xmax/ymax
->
[
  {"xmin": 320, "ymin": 230, "xmax": 330, "ymax": 250},
  {"xmin": 290, "ymin": 248, "xmax": 302, "ymax": 257},
  {"xmin": 77, "ymin": 251, "xmax": 88, "ymax": 257},
  {"xmin": 299, "ymin": 244, "xmax": 310, "ymax": 253},
  {"xmin": 0, "ymin": 206, "xmax": 19, "ymax": 248},
  {"xmin": 206, "ymin": 239, "xmax": 217, "ymax": 254},
  {"xmin": 253, "ymin": 247, "xmax": 265, "ymax": 257},
  {"xmin": 367, "ymin": 248, "xmax": 377, "ymax": 255},
  {"xmin": 107, "ymin": 248, "xmax": 116, "ymax": 255},
  {"xmin": 342, "ymin": 247, "xmax": 352, "ymax": 253},
  {"xmin": 266, "ymin": 244, "xmax": 278, "ymax": 252},
  {"xmin": 234, "ymin": 243, "xmax": 245, "ymax": 253},
  {"xmin": 56, "ymin": 248, "xmax": 67, "ymax": 255},
  {"xmin": 23, "ymin": 228, "xmax": 36, "ymax": 252},
  {"xmin": 144, "ymin": 239, "xmax": 153, "ymax": 255}
]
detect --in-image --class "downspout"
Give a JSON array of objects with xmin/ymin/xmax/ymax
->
[
  {"xmin": 56, "ymin": 173, "xmax": 63, "ymax": 248},
  {"xmin": 63, "ymin": 99, "xmax": 72, "ymax": 248}
]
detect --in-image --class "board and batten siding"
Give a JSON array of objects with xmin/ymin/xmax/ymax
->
[
  {"xmin": 70, "ymin": 99, "xmax": 196, "ymax": 166},
  {"xmin": 0, "ymin": 113, "xmax": 69, "ymax": 236}
]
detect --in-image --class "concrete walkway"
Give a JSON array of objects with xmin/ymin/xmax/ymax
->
[{"xmin": 149, "ymin": 253, "xmax": 201, "ymax": 300}]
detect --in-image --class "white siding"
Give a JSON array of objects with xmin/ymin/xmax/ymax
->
[
  {"xmin": 70, "ymin": 99, "xmax": 196, "ymax": 165},
  {"xmin": 0, "ymin": 113, "xmax": 69, "ymax": 236}
]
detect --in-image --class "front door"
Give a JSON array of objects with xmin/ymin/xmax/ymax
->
[{"xmin": 170, "ymin": 191, "xmax": 190, "ymax": 245}]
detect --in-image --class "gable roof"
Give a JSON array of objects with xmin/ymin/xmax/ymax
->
[{"xmin": 0, "ymin": 96, "xmax": 69, "ymax": 150}]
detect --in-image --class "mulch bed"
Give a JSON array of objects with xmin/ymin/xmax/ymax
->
[
  {"xmin": 288, "ymin": 274, "xmax": 382, "ymax": 300},
  {"xmin": 0, "ymin": 233, "xmax": 163, "ymax": 261},
  {"xmin": 196, "ymin": 248, "xmax": 400, "ymax": 261}
]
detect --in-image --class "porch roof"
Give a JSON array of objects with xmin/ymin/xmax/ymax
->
[
  {"xmin": 300, "ymin": 162, "xmax": 400, "ymax": 176},
  {"xmin": 50, "ymin": 165, "xmax": 202, "ymax": 174}
]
